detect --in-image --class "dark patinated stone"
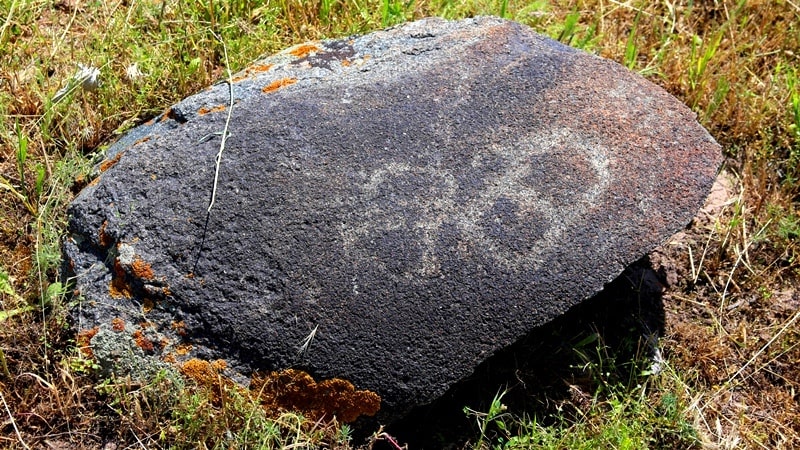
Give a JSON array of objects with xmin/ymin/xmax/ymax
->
[{"xmin": 64, "ymin": 17, "xmax": 721, "ymax": 422}]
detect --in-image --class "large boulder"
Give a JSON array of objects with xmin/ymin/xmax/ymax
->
[{"xmin": 64, "ymin": 16, "xmax": 722, "ymax": 421}]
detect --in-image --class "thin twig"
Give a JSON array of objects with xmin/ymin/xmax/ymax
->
[
  {"xmin": 208, "ymin": 32, "xmax": 234, "ymax": 213},
  {"xmin": 0, "ymin": 390, "xmax": 31, "ymax": 450}
]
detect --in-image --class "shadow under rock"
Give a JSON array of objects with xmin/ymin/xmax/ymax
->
[{"xmin": 366, "ymin": 255, "xmax": 667, "ymax": 449}]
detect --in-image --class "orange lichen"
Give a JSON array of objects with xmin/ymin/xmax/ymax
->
[
  {"xmin": 72, "ymin": 173, "xmax": 88, "ymax": 192},
  {"xmin": 162, "ymin": 352, "xmax": 176, "ymax": 363},
  {"xmin": 133, "ymin": 136, "xmax": 150, "ymax": 146},
  {"xmin": 175, "ymin": 343, "xmax": 193, "ymax": 355},
  {"xmin": 341, "ymin": 59, "xmax": 351, "ymax": 67},
  {"xmin": 171, "ymin": 320, "xmax": 187, "ymax": 337},
  {"xmin": 98, "ymin": 221, "xmax": 112, "ymax": 248},
  {"xmin": 158, "ymin": 108, "xmax": 173, "ymax": 122},
  {"xmin": 130, "ymin": 257, "xmax": 154, "ymax": 280},
  {"xmin": 76, "ymin": 327, "xmax": 99, "ymax": 359},
  {"xmin": 176, "ymin": 359, "xmax": 379, "ymax": 423},
  {"xmin": 262, "ymin": 77, "xmax": 297, "ymax": 94},
  {"xmin": 162, "ymin": 286, "xmax": 172, "ymax": 296},
  {"xmin": 250, "ymin": 369, "xmax": 381, "ymax": 423},
  {"xmin": 198, "ymin": 104, "xmax": 226, "ymax": 115},
  {"xmin": 289, "ymin": 43, "xmax": 320, "ymax": 58},
  {"xmin": 109, "ymin": 259, "xmax": 133, "ymax": 299},
  {"xmin": 133, "ymin": 329, "xmax": 155, "ymax": 352},
  {"xmin": 99, "ymin": 152, "xmax": 123, "ymax": 172},
  {"xmin": 180, "ymin": 358, "xmax": 234, "ymax": 404},
  {"xmin": 111, "ymin": 317, "xmax": 125, "ymax": 331},
  {"xmin": 231, "ymin": 63, "xmax": 273, "ymax": 82},
  {"xmin": 142, "ymin": 298, "xmax": 155, "ymax": 314}
]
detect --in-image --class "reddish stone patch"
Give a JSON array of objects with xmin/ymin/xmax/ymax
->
[
  {"xmin": 133, "ymin": 136, "xmax": 150, "ymax": 146},
  {"xmin": 171, "ymin": 320, "xmax": 187, "ymax": 337},
  {"xmin": 158, "ymin": 108, "xmax": 173, "ymax": 122}
]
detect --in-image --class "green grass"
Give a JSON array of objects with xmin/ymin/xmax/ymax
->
[{"xmin": 2, "ymin": 0, "xmax": 799, "ymax": 448}]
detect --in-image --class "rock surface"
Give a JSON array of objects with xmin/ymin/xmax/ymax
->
[{"xmin": 64, "ymin": 16, "xmax": 722, "ymax": 421}]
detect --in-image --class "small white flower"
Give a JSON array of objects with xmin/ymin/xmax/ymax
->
[{"xmin": 125, "ymin": 63, "xmax": 144, "ymax": 81}]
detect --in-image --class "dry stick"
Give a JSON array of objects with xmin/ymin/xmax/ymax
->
[
  {"xmin": 208, "ymin": 32, "xmax": 234, "ymax": 213},
  {"xmin": 0, "ymin": 390, "xmax": 31, "ymax": 450}
]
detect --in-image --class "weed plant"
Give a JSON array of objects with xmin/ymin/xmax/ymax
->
[{"xmin": 1, "ymin": 0, "xmax": 799, "ymax": 448}]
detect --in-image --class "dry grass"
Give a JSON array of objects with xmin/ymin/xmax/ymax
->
[{"xmin": 1, "ymin": 0, "xmax": 799, "ymax": 448}]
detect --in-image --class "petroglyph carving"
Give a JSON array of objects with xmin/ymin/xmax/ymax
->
[{"xmin": 341, "ymin": 128, "xmax": 610, "ymax": 276}]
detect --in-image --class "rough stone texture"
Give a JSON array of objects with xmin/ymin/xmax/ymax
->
[{"xmin": 64, "ymin": 17, "xmax": 722, "ymax": 421}]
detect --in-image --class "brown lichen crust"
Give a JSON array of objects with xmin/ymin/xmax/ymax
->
[
  {"xmin": 251, "ymin": 369, "xmax": 381, "ymax": 423},
  {"xmin": 262, "ymin": 77, "xmax": 296, "ymax": 94}
]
